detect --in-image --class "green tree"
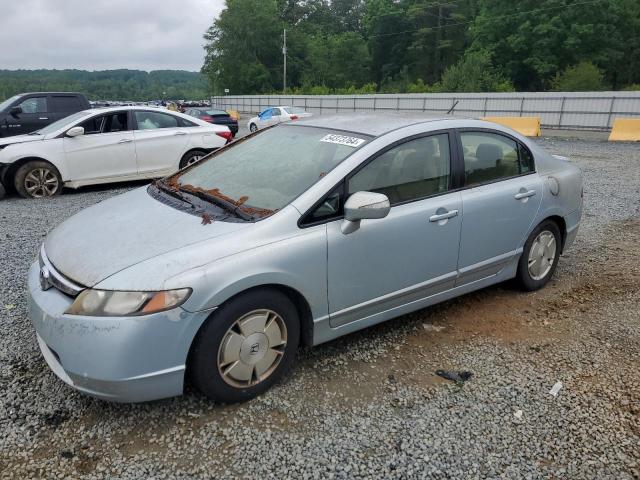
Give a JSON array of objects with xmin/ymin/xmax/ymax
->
[
  {"xmin": 439, "ymin": 50, "xmax": 514, "ymax": 92},
  {"xmin": 470, "ymin": 0, "xmax": 636, "ymax": 90},
  {"xmin": 203, "ymin": 0, "xmax": 284, "ymax": 94},
  {"xmin": 551, "ymin": 62, "xmax": 608, "ymax": 91}
]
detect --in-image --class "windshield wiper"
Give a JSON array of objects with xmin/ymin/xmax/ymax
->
[
  {"xmin": 155, "ymin": 179, "xmax": 198, "ymax": 210},
  {"xmin": 177, "ymin": 186, "xmax": 254, "ymax": 221},
  {"xmin": 28, "ymin": 130, "xmax": 41, "ymax": 135}
]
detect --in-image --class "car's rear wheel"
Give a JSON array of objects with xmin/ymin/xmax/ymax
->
[
  {"xmin": 249, "ymin": 123, "xmax": 258, "ymax": 133},
  {"xmin": 179, "ymin": 150, "xmax": 207, "ymax": 169},
  {"xmin": 14, "ymin": 161, "xmax": 62, "ymax": 198},
  {"xmin": 190, "ymin": 288, "xmax": 300, "ymax": 403},
  {"xmin": 516, "ymin": 220, "xmax": 561, "ymax": 291}
]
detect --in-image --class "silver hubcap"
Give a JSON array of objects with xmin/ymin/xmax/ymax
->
[
  {"xmin": 528, "ymin": 230, "xmax": 556, "ymax": 281},
  {"xmin": 24, "ymin": 168, "xmax": 59, "ymax": 198},
  {"xmin": 217, "ymin": 309, "xmax": 287, "ymax": 388},
  {"xmin": 188, "ymin": 155, "xmax": 202, "ymax": 166}
]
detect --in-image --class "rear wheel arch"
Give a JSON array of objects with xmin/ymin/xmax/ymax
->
[
  {"xmin": 542, "ymin": 215, "xmax": 567, "ymax": 252},
  {"xmin": 179, "ymin": 148, "xmax": 211, "ymax": 169}
]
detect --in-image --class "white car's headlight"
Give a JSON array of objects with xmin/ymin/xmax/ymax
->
[{"xmin": 66, "ymin": 288, "xmax": 191, "ymax": 317}]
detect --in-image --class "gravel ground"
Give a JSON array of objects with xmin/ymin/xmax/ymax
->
[{"xmin": 0, "ymin": 136, "xmax": 639, "ymax": 479}]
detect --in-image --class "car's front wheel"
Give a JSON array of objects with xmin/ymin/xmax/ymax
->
[
  {"xmin": 14, "ymin": 160, "xmax": 62, "ymax": 198},
  {"xmin": 249, "ymin": 123, "xmax": 258, "ymax": 133},
  {"xmin": 190, "ymin": 288, "xmax": 300, "ymax": 403},
  {"xmin": 516, "ymin": 220, "xmax": 562, "ymax": 291}
]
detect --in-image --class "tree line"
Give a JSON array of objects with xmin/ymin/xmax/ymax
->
[
  {"xmin": 202, "ymin": 0, "xmax": 640, "ymax": 94},
  {"xmin": 0, "ymin": 70, "xmax": 209, "ymax": 102}
]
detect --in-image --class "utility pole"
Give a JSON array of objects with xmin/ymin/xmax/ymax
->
[{"xmin": 283, "ymin": 29, "xmax": 287, "ymax": 93}]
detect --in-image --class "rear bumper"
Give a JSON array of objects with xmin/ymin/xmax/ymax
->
[
  {"xmin": 563, "ymin": 206, "xmax": 582, "ymax": 252},
  {"xmin": 27, "ymin": 262, "xmax": 211, "ymax": 403}
]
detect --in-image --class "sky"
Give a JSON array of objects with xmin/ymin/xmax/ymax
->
[{"xmin": 0, "ymin": 0, "xmax": 225, "ymax": 72}]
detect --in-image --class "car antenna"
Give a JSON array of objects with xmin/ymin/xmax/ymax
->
[{"xmin": 447, "ymin": 100, "xmax": 459, "ymax": 115}]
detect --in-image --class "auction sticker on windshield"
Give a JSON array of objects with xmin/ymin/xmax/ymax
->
[{"xmin": 320, "ymin": 134, "xmax": 366, "ymax": 148}]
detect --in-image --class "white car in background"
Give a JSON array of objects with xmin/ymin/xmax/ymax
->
[
  {"xmin": 247, "ymin": 106, "xmax": 312, "ymax": 132},
  {"xmin": 0, "ymin": 106, "xmax": 232, "ymax": 198}
]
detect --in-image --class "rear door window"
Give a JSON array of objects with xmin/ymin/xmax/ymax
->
[
  {"xmin": 134, "ymin": 111, "xmax": 179, "ymax": 130},
  {"xmin": 51, "ymin": 96, "xmax": 82, "ymax": 112},
  {"xmin": 460, "ymin": 132, "xmax": 533, "ymax": 186}
]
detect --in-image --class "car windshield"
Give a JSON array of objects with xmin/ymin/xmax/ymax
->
[
  {"xmin": 173, "ymin": 125, "xmax": 369, "ymax": 215},
  {"xmin": 34, "ymin": 110, "xmax": 91, "ymax": 135},
  {"xmin": 0, "ymin": 95, "xmax": 21, "ymax": 112},
  {"xmin": 284, "ymin": 106, "xmax": 307, "ymax": 114}
]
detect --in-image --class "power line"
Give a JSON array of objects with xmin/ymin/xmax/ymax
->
[
  {"xmin": 365, "ymin": 0, "xmax": 462, "ymax": 23},
  {"xmin": 368, "ymin": 0, "xmax": 602, "ymax": 39}
]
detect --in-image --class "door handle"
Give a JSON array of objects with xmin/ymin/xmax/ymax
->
[
  {"xmin": 429, "ymin": 209, "xmax": 459, "ymax": 222},
  {"xmin": 174, "ymin": 131, "xmax": 187, "ymax": 136},
  {"xmin": 39, "ymin": 117, "xmax": 49, "ymax": 120},
  {"xmin": 118, "ymin": 138, "xmax": 133, "ymax": 144},
  {"xmin": 514, "ymin": 190, "xmax": 536, "ymax": 200}
]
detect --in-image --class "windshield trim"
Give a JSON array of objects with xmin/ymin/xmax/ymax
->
[{"xmin": 168, "ymin": 124, "xmax": 373, "ymax": 218}]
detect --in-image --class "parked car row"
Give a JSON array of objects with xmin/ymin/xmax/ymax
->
[
  {"xmin": 27, "ymin": 113, "xmax": 583, "ymax": 403},
  {"xmin": 0, "ymin": 106, "xmax": 230, "ymax": 198}
]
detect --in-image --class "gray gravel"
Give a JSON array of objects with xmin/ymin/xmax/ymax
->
[{"xmin": 1, "ymin": 136, "xmax": 639, "ymax": 479}]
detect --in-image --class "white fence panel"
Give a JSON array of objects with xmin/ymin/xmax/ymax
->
[{"xmin": 212, "ymin": 92, "xmax": 640, "ymax": 131}]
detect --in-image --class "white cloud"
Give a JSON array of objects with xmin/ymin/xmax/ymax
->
[{"xmin": 0, "ymin": 0, "xmax": 225, "ymax": 71}]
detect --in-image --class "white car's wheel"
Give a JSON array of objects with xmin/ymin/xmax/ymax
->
[
  {"xmin": 179, "ymin": 150, "xmax": 207, "ymax": 169},
  {"xmin": 14, "ymin": 161, "xmax": 62, "ymax": 199},
  {"xmin": 249, "ymin": 123, "xmax": 258, "ymax": 133}
]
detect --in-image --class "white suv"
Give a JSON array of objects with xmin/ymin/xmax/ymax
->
[{"xmin": 0, "ymin": 106, "xmax": 231, "ymax": 198}]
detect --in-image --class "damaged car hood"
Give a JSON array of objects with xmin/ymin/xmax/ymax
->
[
  {"xmin": 0, "ymin": 133, "xmax": 45, "ymax": 147},
  {"xmin": 44, "ymin": 187, "xmax": 251, "ymax": 287}
]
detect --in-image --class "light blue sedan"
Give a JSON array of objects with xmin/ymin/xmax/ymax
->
[{"xmin": 28, "ymin": 114, "xmax": 583, "ymax": 403}]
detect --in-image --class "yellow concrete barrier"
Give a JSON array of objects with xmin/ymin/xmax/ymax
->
[
  {"xmin": 609, "ymin": 118, "xmax": 640, "ymax": 141},
  {"xmin": 226, "ymin": 109, "xmax": 240, "ymax": 121},
  {"xmin": 481, "ymin": 116, "xmax": 541, "ymax": 137}
]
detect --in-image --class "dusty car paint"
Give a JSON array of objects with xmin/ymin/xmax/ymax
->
[{"xmin": 28, "ymin": 114, "xmax": 582, "ymax": 402}]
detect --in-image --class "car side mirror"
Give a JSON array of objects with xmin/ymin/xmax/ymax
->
[
  {"xmin": 341, "ymin": 191, "xmax": 390, "ymax": 234},
  {"xmin": 66, "ymin": 126, "xmax": 85, "ymax": 137},
  {"xmin": 10, "ymin": 106, "xmax": 22, "ymax": 117}
]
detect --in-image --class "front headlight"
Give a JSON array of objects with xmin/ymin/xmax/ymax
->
[{"xmin": 66, "ymin": 288, "xmax": 191, "ymax": 317}]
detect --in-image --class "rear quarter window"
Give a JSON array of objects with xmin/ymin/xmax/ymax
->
[{"xmin": 51, "ymin": 96, "xmax": 83, "ymax": 112}]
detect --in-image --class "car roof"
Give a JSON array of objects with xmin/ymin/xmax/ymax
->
[
  {"xmin": 17, "ymin": 92, "xmax": 85, "ymax": 96},
  {"xmin": 87, "ymin": 105, "xmax": 179, "ymax": 113},
  {"xmin": 294, "ymin": 112, "xmax": 460, "ymax": 137}
]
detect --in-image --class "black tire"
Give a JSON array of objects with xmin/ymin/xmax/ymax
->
[
  {"xmin": 516, "ymin": 220, "xmax": 562, "ymax": 291},
  {"xmin": 14, "ymin": 160, "xmax": 63, "ymax": 199},
  {"xmin": 190, "ymin": 288, "xmax": 300, "ymax": 403},
  {"xmin": 179, "ymin": 150, "xmax": 207, "ymax": 169},
  {"xmin": 249, "ymin": 123, "xmax": 258, "ymax": 133},
  {"xmin": 0, "ymin": 181, "xmax": 5, "ymax": 200}
]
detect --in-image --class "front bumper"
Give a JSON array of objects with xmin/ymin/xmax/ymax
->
[{"xmin": 27, "ymin": 262, "xmax": 211, "ymax": 402}]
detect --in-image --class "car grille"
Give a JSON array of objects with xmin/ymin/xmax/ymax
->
[{"xmin": 38, "ymin": 246, "xmax": 85, "ymax": 297}]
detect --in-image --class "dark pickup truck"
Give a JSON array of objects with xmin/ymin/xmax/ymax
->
[{"xmin": 0, "ymin": 92, "xmax": 90, "ymax": 138}]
